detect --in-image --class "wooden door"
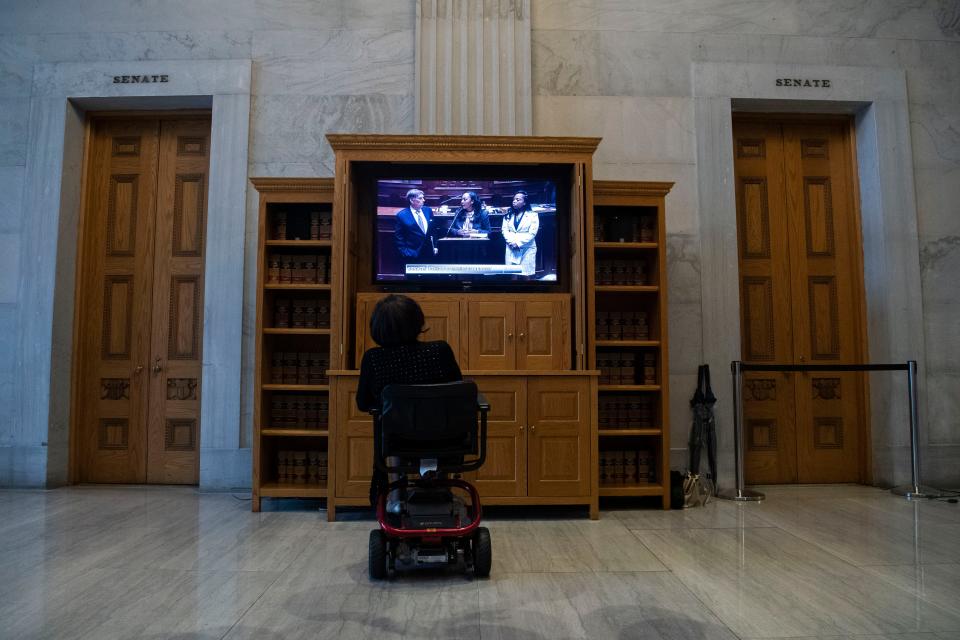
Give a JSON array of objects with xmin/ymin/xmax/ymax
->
[
  {"xmin": 735, "ymin": 117, "xmax": 866, "ymax": 484},
  {"xmin": 466, "ymin": 300, "xmax": 516, "ymax": 370},
  {"xmin": 77, "ymin": 120, "xmax": 160, "ymax": 483},
  {"xmin": 146, "ymin": 120, "xmax": 209, "ymax": 483},
  {"xmin": 76, "ymin": 116, "xmax": 209, "ymax": 484},
  {"xmin": 463, "ymin": 377, "xmax": 526, "ymax": 497},
  {"xmin": 527, "ymin": 377, "xmax": 590, "ymax": 497},
  {"xmin": 516, "ymin": 298, "xmax": 570, "ymax": 370}
]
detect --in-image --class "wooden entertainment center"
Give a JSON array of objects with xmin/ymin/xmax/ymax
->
[{"xmin": 251, "ymin": 135, "xmax": 672, "ymax": 519}]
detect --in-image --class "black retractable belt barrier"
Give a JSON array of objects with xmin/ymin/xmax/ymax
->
[{"xmin": 717, "ymin": 360, "xmax": 948, "ymax": 502}]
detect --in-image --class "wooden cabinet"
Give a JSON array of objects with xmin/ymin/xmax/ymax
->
[
  {"xmin": 466, "ymin": 298, "xmax": 570, "ymax": 371},
  {"xmin": 331, "ymin": 372, "xmax": 596, "ymax": 511},
  {"xmin": 355, "ymin": 292, "xmax": 570, "ymax": 372},
  {"xmin": 250, "ymin": 178, "xmax": 336, "ymax": 511},
  {"xmin": 589, "ymin": 181, "xmax": 673, "ymax": 508},
  {"xmin": 526, "ymin": 377, "xmax": 592, "ymax": 497}
]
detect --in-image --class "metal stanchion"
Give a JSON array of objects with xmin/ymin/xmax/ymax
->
[
  {"xmin": 891, "ymin": 360, "xmax": 947, "ymax": 500},
  {"xmin": 717, "ymin": 360, "xmax": 764, "ymax": 502}
]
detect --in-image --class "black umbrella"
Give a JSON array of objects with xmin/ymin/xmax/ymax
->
[{"xmin": 688, "ymin": 364, "xmax": 718, "ymax": 484}]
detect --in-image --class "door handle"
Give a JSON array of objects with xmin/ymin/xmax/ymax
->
[{"xmin": 152, "ymin": 357, "xmax": 163, "ymax": 374}]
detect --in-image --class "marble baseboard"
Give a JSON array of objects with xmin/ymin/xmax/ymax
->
[
  {"xmin": 0, "ymin": 445, "xmax": 47, "ymax": 487},
  {"xmin": 199, "ymin": 447, "xmax": 252, "ymax": 490}
]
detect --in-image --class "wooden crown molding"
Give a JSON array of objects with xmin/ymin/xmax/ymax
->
[
  {"xmin": 250, "ymin": 177, "xmax": 334, "ymax": 194},
  {"xmin": 593, "ymin": 180, "xmax": 674, "ymax": 198},
  {"xmin": 325, "ymin": 134, "xmax": 602, "ymax": 155}
]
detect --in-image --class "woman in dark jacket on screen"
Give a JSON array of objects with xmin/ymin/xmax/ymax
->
[{"xmin": 356, "ymin": 294, "xmax": 462, "ymax": 507}]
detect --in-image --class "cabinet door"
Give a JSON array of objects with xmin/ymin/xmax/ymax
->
[
  {"xmin": 356, "ymin": 295, "xmax": 460, "ymax": 366},
  {"xmin": 516, "ymin": 298, "xmax": 570, "ymax": 370},
  {"xmin": 463, "ymin": 377, "xmax": 526, "ymax": 497},
  {"xmin": 419, "ymin": 299, "xmax": 461, "ymax": 355},
  {"xmin": 333, "ymin": 377, "xmax": 374, "ymax": 499},
  {"xmin": 466, "ymin": 301, "xmax": 516, "ymax": 370},
  {"xmin": 527, "ymin": 377, "xmax": 591, "ymax": 497}
]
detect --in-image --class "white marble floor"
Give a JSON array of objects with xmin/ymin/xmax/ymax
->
[{"xmin": 1, "ymin": 485, "xmax": 959, "ymax": 640}]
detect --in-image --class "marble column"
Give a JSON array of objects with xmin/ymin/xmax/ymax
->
[{"xmin": 416, "ymin": 0, "xmax": 531, "ymax": 135}]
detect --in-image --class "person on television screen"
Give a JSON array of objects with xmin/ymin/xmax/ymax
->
[
  {"xmin": 394, "ymin": 188, "xmax": 437, "ymax": 263},
  {"xmin": 501, "ymin": 190, "xmax": 539, "ymax": 276},
  {"xmin": 448, "ymin": 191, "xmax": 491, "ymax": 237}
]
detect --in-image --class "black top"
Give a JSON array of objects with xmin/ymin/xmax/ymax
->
[{"xmin": 356, "ymin": 340, "xmax": 463, "ymax": 413}]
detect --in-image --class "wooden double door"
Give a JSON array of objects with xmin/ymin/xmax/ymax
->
[
  {"xmin": 75, "ymin": 116, "xmax": 210, "ymax": 484},
  {"xmin": 734, "ymin": 117, "xmax": 868, "ymax": 484}
]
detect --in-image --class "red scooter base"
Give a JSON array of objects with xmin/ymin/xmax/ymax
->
[{"xmin": 369, "ymin": 478, "xmax": 491, "ymax": 579}]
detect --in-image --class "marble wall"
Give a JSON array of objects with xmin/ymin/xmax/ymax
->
[{"xmin": 1, "ymin": 0, "xmax": 957, "ymax": 489}]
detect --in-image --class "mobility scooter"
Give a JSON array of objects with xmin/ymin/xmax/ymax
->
[{"xmin": 368, "ymin": 380, "xmax": 491, "ymax": 579}]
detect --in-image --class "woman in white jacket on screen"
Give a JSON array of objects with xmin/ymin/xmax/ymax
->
[{"xmin": 501, "ymin": 190, "xmax": 539, "ymax": 277}]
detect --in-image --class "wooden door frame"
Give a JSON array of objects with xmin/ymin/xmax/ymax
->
[
  {"xmin": 68, "ymin": 110, "xmax": 212, "ymax": 484},
  {"xmin": 733, "ymin": 113, "xmax": 873, "ymax": 484}
]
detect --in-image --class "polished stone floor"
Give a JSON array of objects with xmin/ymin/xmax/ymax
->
[{"xmin": 1, "ymin": 484, "xmax": 959, "ymax": 639}]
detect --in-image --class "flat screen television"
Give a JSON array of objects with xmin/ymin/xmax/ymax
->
[{"xmin": 372, "ymin": 173, "xmax": 566, "ymax": 290}]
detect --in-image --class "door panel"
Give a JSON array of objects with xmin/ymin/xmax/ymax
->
[
  {"xmin": 462, "ymin": 378, "xmax": 526, "ymax": 497},
  {"xmin": 79, "ymin": 119, "xmax": 159, "ymax": 483},
  {"xmin": 516, "ymin": 299, "xmax": 570, "ymax": 370},
  {"xmin": 147, "ymin": 120, "xmax": 209, "ymax": 484},
  {"xmin": 527, "ymin": 377, "xmax": 590, "ymax": 497},
  {"xmin": 335, "ymin": 377, "xmax": 374, "ymax": 498},
  {"xmin": 467, "ymin": 301, "xmax": 515, "ymax": 370},
  {"xmin": 734, "ymin": 120, "xmax": 798, "ymax": 484},
  {"xmin": 783, "ymin": 123, "xmax": 863, "ymax": 483},
  {"xmin": 735, "ymin": 118, "xmax": 866, "ymax": 485}
]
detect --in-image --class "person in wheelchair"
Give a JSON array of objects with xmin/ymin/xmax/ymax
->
[{"xmin": 356, "ymin": 294, "xmax": 463, "ymax": 512}]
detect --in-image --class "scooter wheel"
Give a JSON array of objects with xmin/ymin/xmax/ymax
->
[
  {"xmin": 473, "ymin": 527, "xmax": 492, "ymax": 578},
  {"xmin": 369, "ymin": 529, "xmax": 388, "ymax": 580}
]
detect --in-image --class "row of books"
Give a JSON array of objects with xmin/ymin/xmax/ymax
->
[
  {"xmin": 598, "ymin": 395, "xmax": 656, "ymax": 428},
  {"xmin": 595, "ymin": 310, "xmax": 650, "ymax": 340},
  {"xmin": 598, "ymin": 351, "xmax": 657, "ymax": 385},
  {"xmin": 267, "ymin": 254, "xmax": 331, "ymax": 285},
  {"xmin": 272, "ymin": 211, "xmax": 333, "ymax": 241},
  {"xmin": 276, "ymin": 449, "xmax": 328, "ymax": 484},
  {"xmin": 595, "ymin": 259, "xmax": 650, "ymax": 286},
  {"xmin": 274, "ymin": 299, "xmax": 331, "ymax": 329},
  {"xmin": 269, "ymin": 396, "xmax": 329, "ymax": 429},
  {"xmin": 270, "ymin": 352, "xmax": 330, "ymax": 385},
  {"xmin": 594, "ymin": 216, "xmax": 656, "ymax": 243},
  {"xmin": 599, "ymin": 450, "xmax": 657, "ymax": 485}
]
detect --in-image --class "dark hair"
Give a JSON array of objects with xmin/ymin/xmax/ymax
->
[
  {"xmin": 511, "ymin": 190, "xmax": 531, "ymax": 214},
  {"xmin": 369, "ymin": 294, "xmax": 425, "ymax": 347}
]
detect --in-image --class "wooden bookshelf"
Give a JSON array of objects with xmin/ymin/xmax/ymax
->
[
  {"xmin": 590, "ymin": 181, "xmax": 673, "ymax": 508},
  {"xmin": 250, "ymin": 178, "xmax": 335, "ymax": 511}
]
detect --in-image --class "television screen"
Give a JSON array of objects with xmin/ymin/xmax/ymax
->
[{"xmin": 374, "ymin": 178, "xmax": 559, "ymax": 286}]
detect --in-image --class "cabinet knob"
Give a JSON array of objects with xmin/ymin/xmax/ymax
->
[
  {"xmin": 133, "ymin": 365, "xmax": 144, "ymax": 375},
  {"xmin": 519, "ymin": 332, "xmax": 525, "ymax": 339},
  {"xmin": 519, "ymin": 425, "xmax": 524, "ymax": 432},
  {"xmin": 507, "ymin": 332, "xmax": 514, "ymax": 339},
  {"xmin": 152, "ymin": 357, "xmax": 163, "ymax": 374},
  {"xmin": 530, "ymin": 424, "xmax": 536, "ymax": 432}
]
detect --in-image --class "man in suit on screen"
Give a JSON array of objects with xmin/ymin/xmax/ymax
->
[{"xmin": 394, "ymin": 188, "xmax": 437, "ymax": 266}]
